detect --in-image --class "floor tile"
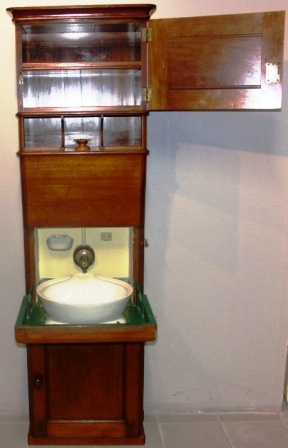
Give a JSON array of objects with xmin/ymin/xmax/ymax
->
[
  {"xmin": 159, "ymin": 422, "xmax": 232, "ymax": 448},
  {"xmin": 0, "ymin": 413, "xmax": 29, "ymax": 423},
  {"xmin": 222, "ymin": 420, "xmax": 288, "ymax": 448},
  {"xmin": 144, "ymin": 414, "xmax": 158, "ymax": 423},
  {"xmin": 143, "ymin": 423, "xmax": 164, "ymax": 448},
  {"xmin": 0, "ymin": 422, "xmax": 28, "ymax": 448},
  {"xmin": 95, "ymin": 423, "xmax": 162, "ymax": 448},
  {"xmin": 2, "ymin": 412, "xmax": 288, "ymax": 448},
  {"xmin": 218, "ymin": 412, "xmax": 280, "ymax": 422},
  {"xmin": 157, "ymin": 413, "xmax": 218, "ymax": 423},
  {"xmin": 280, "ymin": 410, "xmax": 288, "ymax": 421}
]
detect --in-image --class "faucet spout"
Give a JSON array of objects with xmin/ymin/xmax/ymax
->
[
  {"xmin": 79, "ymin": 255, "xmax": 89, "ymax": 273},
  {"xmin": 73, "ymin": 245, "xmax": 95, "ymax": 273}
]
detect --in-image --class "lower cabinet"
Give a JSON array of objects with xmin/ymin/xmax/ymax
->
[{"xmin": 27, "ymin": 342, "xmax": 146, "ymax": 445}]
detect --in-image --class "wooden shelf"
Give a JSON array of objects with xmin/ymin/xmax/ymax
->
[
  {"xmin": 22, "ymin": 62, "xmax": 142, "ymax": 70},
  {"xmin": 17, "ymin": 109, "xmax": 147, "ymax": 117},
  {"xmin": 15, "ymin": 290, "xmax": 157, "ymax": 344}
]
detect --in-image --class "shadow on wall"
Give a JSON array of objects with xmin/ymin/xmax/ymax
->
[
  {"xmin": 168, "ymin": 60, "xmax": 288, "ymax": 156},
  {"xmin": 145, "ymin": 59, "xmax": 288, "ymax": 334},
  {"xmin": 145, "ymin": 60, "xmax": 288, "ymax": 285}
]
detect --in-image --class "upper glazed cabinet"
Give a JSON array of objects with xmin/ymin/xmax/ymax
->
[
  {"xmin": 6, "ymin": 5, "xmax": 285, "ymax": 223},
  {"xmin": 9, "ymin": 6, "xmax": 284, "ymax": 121},
  {"xmin": 9, "ymin": 5, "xmax": 156, "ymax": 153}
]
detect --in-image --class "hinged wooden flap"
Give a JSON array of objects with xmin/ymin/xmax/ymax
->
[{"xmin": 148, "ymin": 11, "xmax": 285, "ymax": 111}]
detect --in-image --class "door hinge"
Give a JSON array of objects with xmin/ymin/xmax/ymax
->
[
  {"xmin": 142, "ymin": 87, "xmax": 152, "ymax": 103},
  {"xmin": 19, "ymin": 70, "xmax": 23, "ymax": 85},
  {"xmin": 141, "ymin": 27, "xmax": 152, "ymax": 42}
]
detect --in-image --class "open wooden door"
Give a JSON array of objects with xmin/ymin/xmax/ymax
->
[{"xmin": 148, "ymin": 11, "xmax": 284, "ymax": 111}]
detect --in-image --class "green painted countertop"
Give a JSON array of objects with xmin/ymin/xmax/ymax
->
[{"xmin": 15, "ymin": 286, "xmax": 157, "ymax": 344}]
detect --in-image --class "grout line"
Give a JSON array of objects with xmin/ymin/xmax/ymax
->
[
  {"xmin": 279, "ymin": 415, "xmax": 288, "ymax": 429},
  {"xmin": 155, "ymin": 423, "xmax": 165, "ymax": 448},
  {"xmin": 217, "ymin": 415, "xmax": 237, "ymax": 448}
]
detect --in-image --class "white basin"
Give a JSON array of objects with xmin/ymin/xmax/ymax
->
[{"xmin": 36, "ymin": 273, "xmax": 133, "ymax": 324}]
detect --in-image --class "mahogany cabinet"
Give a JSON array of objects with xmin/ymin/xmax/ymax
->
[
  {"xmin": 15, "ymin": 289, "xmax": 156, "ymax": 445},
  {"xmin": 7, "ymin": 3, "xmax": 284, "ymax": 446},
  {"xmin": 8, "ymin": 5, "xmax": 157, "ymax": 445}
]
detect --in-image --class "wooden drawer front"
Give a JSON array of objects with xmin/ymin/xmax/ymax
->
[{"xmin": 21, "ymin": 153, "xmax": 146, "ymax": 227}]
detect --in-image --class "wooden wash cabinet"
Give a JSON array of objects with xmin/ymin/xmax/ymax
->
[{"xmin": 7, "ymin": 4, "xmax": 284, "ymax": 446}]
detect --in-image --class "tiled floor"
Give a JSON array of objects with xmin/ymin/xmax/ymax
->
[{"xmin": 1, "ymin": 411, "xmax": 288, "ymax": 447}]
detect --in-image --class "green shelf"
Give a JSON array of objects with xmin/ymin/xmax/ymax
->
[{"xmin": 15, "ymin": 286, "xmax": 157, "ymax": 344}]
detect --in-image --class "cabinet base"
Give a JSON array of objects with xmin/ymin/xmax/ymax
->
[{"xmin": 28, "ymin": 428, "xmax": 145, "ymax": 445}]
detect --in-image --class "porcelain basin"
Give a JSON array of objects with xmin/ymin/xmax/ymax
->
[{"xmin": 36, "ymin": 273, "xmax": 133, "ymax": 324}]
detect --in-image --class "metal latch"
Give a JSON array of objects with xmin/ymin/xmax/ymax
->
[
  {"xmin": 265, "ymin": 63, "xmax": 281, "ymax": 83},
  {"xmin": 141, "ymin": 27, "xmax": 152, "ymax": 42}
]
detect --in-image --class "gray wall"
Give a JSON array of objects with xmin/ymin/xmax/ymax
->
[{"xmin": 1, "ymin": 0, "xmax": 288, "ymax": 415}]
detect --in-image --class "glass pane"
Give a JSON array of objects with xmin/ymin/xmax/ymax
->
[
  {"xmin": 22, "ymin": 23, "xmax": 141, "ymax": 64},
  {"xmin": 22, "ymin": 69, "xmax": 141, "ymax": 108},
  {"xmin": 103, "ymin": 116, "xmax": 141, "ymax": 147},
  {"xmin": 64, "ymin": 117, "xmax": 101, "ymax": 150},
  {"xmin": 24, "ymin": 117, "xmax": 61, "ymax": 149}
]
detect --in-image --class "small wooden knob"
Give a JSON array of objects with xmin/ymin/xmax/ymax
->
[{"xmin": 34, "ymin": 375, "xmax": 43, "ymax": 388}]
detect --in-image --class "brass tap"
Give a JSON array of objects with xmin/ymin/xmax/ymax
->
[{"xmin": 73, "ymin": 245, "xmax": 95, "ymax": 273}]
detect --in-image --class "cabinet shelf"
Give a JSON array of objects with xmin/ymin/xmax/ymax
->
[
  {"xmin": 17, "ymin": 109, "xmax": 147, "ymax": 117},
  {"xmin": 22, "ymin": 62, "xmax": 142, "ymax": 71},
  {"xmin": 20, "ymin": 106, "xmax": 144, "ymax": 114},
  {"xmin": 16, "ymin": 290, "xmax": 157, "ymax": 344},
  {"xmin": 19, "ymin": 147, "xmax": 146, "ymax": 154},
  {"xmin": 21, "ymin": 68, "xmax": 142, "ymax": 109},
  {"xmin": 18, "ymin": 111, "xmax": 147, "ymax": 152}
]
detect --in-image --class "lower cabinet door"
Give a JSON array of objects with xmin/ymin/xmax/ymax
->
[{"xmin": 27, "ymin": 342, "xmax": 145, "ymax": 445}]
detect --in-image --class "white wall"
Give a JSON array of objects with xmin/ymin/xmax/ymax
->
[{"xmin": 1, "ymin": 0, "xmax": 288, "ymax": 415}]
